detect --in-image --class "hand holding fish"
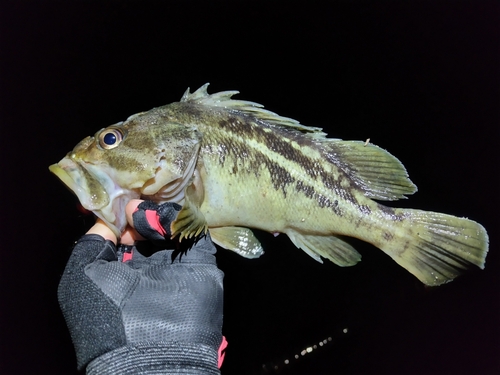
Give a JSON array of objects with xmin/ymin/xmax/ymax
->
[
  {"xmin": 58, "ymin": 201, "xmax": 226, "ymax": 374},
  {"xmin": 85, "ymin": 199, "xmax": 147, "ymax": 245}
]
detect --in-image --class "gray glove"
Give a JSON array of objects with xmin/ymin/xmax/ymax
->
[{"xmin": 58, "ymin": 202, "xmax": 224, "ymax": 375}]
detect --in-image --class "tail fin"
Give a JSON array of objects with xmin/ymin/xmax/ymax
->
[{"xmin": 379, "ymin": 209, "xmax": 488, "ymax": 286}]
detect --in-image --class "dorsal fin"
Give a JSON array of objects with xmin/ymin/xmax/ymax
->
[
  {"xmin": 182, "ymin": 85, "xmax": 417, "ymax": 201},
  {"xmin": 181, "ymin": 83, "xmax": 327, "ymax": 135},
  {"xmin": 322, "ymin": 140, "xmax": 418, "ymax": 201}
]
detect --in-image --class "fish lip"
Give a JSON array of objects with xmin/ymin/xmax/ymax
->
[
  {"xmin": 49, "ymin": 158, "xmax": 137, "ymax": 236},
  {"xmin": 49, "ymin": 163, "xmax": 86, "ymax": 202},
  {"xmin": 49, "ymin": 158, "xmax": 108, "ymax": 211}
]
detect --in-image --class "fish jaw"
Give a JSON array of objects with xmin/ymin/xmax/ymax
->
[{"xmin": 49, "ymin": 157, "xmax": 139, "ymax": 237}]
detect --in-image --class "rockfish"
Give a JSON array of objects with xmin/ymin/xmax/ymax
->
[{"xmin": 49, "ymin": 84, "xmax": 488, "ymax": 286}]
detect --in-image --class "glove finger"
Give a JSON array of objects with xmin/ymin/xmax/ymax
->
[{"xmin": 132, "ymin": 201, "xmax": 181, "ymax": 241}]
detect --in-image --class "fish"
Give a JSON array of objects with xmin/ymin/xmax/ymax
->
[{"xmin": 49, "ymin": 84, "xmax": 489, "ymax": 286}]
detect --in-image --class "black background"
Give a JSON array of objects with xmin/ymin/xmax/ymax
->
[{"xmin": 1, "ymin": 1, "xmax": 499, "ymax": 374}]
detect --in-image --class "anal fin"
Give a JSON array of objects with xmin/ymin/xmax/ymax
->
[
  {"xmin": 286, "ymin": 230, "xmax": 361, "ymax": 266},
  {"xmin": 210, "ymin": 227, "xmax": 264, "ymax": 259}
]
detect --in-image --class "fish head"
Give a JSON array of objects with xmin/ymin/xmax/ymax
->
[{"xmin": 49, "ymin": 108, "xmax": 202, "ymax": 237}]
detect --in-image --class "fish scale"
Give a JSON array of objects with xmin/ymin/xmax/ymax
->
[{"xmin": 50, "ymin": 84, "xmax": 488, "ymax": 286}]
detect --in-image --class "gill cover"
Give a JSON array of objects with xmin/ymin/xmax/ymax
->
[{"xmin": 139, "ymin": 123, "xmax": 202, "ymax": 196}]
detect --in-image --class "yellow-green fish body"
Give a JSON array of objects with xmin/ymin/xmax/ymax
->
[{"xmin": 50, "ymin": 84, "xmax": 488, "ymax": 286}]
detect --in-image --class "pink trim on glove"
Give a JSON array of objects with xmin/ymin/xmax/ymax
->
[
  {"xmin": 218, "ymin": 336, "xmax": 228, "ymax": 368},
  {"xmin": 145, "ymin": 209, "xmax": 167, "ymax": 236},
  {"xmin": 122, "ymin": 250, "xmax": 133, "ymax": 262}
]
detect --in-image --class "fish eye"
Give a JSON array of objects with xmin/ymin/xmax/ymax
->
[{"xmin": 98, "ymin": 128, "xmax": 123, "ymax": 150}]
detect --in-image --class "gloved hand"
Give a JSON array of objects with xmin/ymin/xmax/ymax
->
[{"xmin": 58, "ymin": 201, "xmax": 225, "ymax": 375}]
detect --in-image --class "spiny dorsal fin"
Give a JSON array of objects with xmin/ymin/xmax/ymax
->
[
  {"xmin": 181, "ymin": 83, "xmax": 327, "ymax": 135},
  {"xmin": 182, "ymin": 85, "xmax": 416, "ymax": 201}
]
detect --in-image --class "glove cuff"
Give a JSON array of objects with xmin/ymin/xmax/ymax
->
[{"xmin": 86, "ymin": 342, "xmax": 220, "ymax": 375}]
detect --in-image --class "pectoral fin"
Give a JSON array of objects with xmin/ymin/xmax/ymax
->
[
  {"xmin": 210, "ymin": 227, "xmax": 264, "ymax": 258},
  {"xmin": 170, "ymin": 182, "xmax": 207, "ymax": 240},
  {"xmin": 286, "ymin": 231, "xmax": 361, "ymax": 266}
]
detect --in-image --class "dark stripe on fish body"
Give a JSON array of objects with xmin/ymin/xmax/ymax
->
[
  {"xmin": 295, "ymin": 180, "xmax": 342, "ymax": 215},
  {"xmin": 206, "ymin": 113, "xmax": 365, "ymax": 214},
  {"xmin": 256, "ymin": 125, "xmax": 361, "ymax": 208},
  {"xmin": 262, "ymin": 156, "xmax": 296, "ymax": 197},
  {"xmin": 376, "ymin": 204, "xmax": 406, "ymax": 221},
  {"xmin": 217, "ymin": 116, "xmax": 322, "ymax": 181},
  {"xmin": 383, "ymin": 232, "xmax": 394, "ymax": 241}
]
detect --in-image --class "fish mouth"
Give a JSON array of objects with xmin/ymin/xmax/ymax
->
[{"xmin": 49, "ymin": 158, "xmax": 138, "ymax": 236}]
